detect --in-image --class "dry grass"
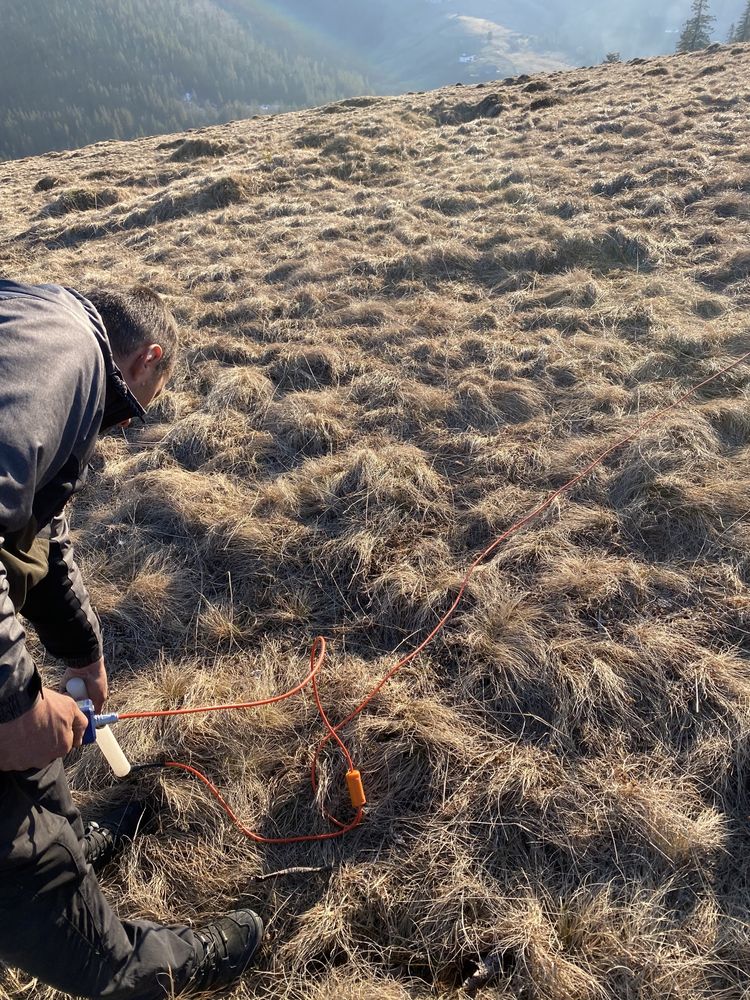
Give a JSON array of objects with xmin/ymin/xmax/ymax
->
[{"xmin": 1, "ymin": 43, "xmax": 750, "ymax": 1000}]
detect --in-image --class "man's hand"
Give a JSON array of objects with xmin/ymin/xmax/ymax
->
[
  {"xmin": 0, "ymin": 688, "xmax": 88, "ymax": 771},
  {"xmin": 62, "ymin": 657, "xmax": 108, "ymax": 713}
]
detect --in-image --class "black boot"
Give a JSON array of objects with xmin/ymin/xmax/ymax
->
[
  {"xmin": 184, "ymin": 909, "xmax": 264, "ymax": 995},
  {"xmin": 82, "ymin": 800, "xmax": 151, "ymax": 873}
]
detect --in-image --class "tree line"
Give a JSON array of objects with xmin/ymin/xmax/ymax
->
[
  {"xmin": 0, "ymin": 0, "xmax": 372, "ymax": 161},
  {"xmin": 678, "ymin": 0, "xmax": 750, "ymax": 52}
]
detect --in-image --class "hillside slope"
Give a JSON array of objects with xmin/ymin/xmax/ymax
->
[
  {"xmin": 0, "ymin": 0, "xmax": 569, "ymax": 162},
  {"xmin": 1, "ymin": 43, "xmax": 750, "ymax": 1000},
  {"xmin": 0, "ymin": 0, "xmax": 371, "ymax": 161}
]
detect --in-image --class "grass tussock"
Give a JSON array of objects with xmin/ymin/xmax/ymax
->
[
  {"xmin": 1, "ymin": 42, "xmax": 750, "ymax": 1000},
  {"xmin": 168, "ymin": 138, "xmax": 231, "ymax": 161},
  {"xmin": 42, "ymin": 186, "xmax": 122, "ymax": 215}
]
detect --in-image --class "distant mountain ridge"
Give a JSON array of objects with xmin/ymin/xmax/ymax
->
[
  {"xmin": 0, "ymin": 0, "xmax": 570, "ymax": 161},
  {"xmin": 0, "ymin": 0, "xmax": 740, "ymax": 161},
  {"xmin": 273, "ymin": 1, "xmax": 738, "ymax": 67}
]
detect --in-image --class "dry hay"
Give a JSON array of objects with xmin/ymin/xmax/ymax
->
[
  {"xmin": 41, "ymin": 186, "xmax": 122, "ymax": 216},
  {"xmin": 1, "ymin": 42, "xmax": 750, "ymax": 1000},
  {"xmin": 166, "ymin": 138, "xmax": 232, "ymax": 162}
]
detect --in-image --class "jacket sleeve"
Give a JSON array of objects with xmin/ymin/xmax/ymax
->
[
  {"xmin": 0, "ymin": 283, "xmax": 107, "ymax": 720},
  {"xmin": 21, "ymin": 513, "xmax": 103, "ymax": 667},
  {"xmin": 0, "ymin": 553, "xmax": 42, "ymax": 723}
]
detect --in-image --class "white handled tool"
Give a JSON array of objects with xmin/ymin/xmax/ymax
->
[{"xmin": 66, "ymin": 677, "xmax": 132, "ymax": 778}]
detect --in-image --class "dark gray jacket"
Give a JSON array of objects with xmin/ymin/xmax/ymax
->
[{"xmin": 0, "ymin": 280, "xmax": 145, "ymax": 723}]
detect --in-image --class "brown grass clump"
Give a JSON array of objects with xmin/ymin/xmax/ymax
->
[
  {"xmin": 126, "ymin": 174, "xmax": 256, "ymax": 226},
  {"xmin": 450, "ymin": 374, "xmax": 545, "ymax": 431},
  {"xmin": 43, "ymin": 186, "xmax": 122, "ymax": 215},
  {"xmin": 205, "ymin": 366, "xmax": 275, "ymax": 417},
  {"xmin": 272, "ymin": 391, "xmax": 351, "ymax": 457},
  {"xmin": 33, "ymin": 174, "xmax": 60, "ymax": 192},
  {"xmin": 268, "ymin": 345, "xmax": 350, "ymax": 390},
  {"xmin": 292, "ymin": 444, "xmax": 448, "ymax": 522},
  {"xmin": 168, "ymin": 138, "xmax": 231, "ymax": 161},
  {"xmin": 2, "ymin": 42, "xmax": 750, "ymax": 1000}
]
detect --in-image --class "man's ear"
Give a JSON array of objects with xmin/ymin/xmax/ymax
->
[
  {"xmin": 130, "ymin": 343, "xmax": 163, "ymax": 382},
  {"xmin": 143, "ymin": 343, "xmax": 163, "ymax": 370},
  {"xmin": 120, "ymin": 343, "xmax": 164, "ymax": 387}
]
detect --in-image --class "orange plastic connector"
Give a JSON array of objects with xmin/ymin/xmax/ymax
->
[{"xmin": 346, "ymin": 769, "xmax": 367, "ymax": 808}]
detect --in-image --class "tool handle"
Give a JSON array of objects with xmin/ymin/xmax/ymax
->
[
  {"xmin": 96, "ymin": 725, "xmax": 132, "ymax": 778},
  {"xmin": 66, "ymin": 677, "xmax": 89, "ymax": 701},
  {"xmin": 65, "ymin": 678, "xmax": 132, "ymax": 777}
]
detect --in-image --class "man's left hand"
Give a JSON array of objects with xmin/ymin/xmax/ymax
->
[{"xmin": 62, "ymin": 657, "xmax": 108, "ymax": 713}]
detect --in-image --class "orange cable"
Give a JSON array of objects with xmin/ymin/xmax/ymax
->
[
  {"xmin": 120, "ymin": 349, "xmax": 750, "ymax": 844},
  {"xmin": 309, "ymin": 348, "xmax": 750, "ymax": 782},
  {"xmin": 118, "ymin": 636, "xmax": 328, "ymax": 720},
  {"xmin": 162, "ymin": 762, "xmax": 364, "ymax": 844},
  {"xmin": 153, "ymin": 639, "xmax": 364, "ymax": 843}
]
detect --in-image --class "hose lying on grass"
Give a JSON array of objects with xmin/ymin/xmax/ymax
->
[{"xmin": 97, "ymin": 346, "xmax": 750, "ymax": 844}]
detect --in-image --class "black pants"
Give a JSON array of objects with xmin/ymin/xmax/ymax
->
[{"xmin": 0, "ymin": 760, "xmax": 200, "ymax": 998}]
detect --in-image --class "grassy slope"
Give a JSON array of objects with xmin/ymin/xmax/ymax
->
[{"xmin": 1, "ymin": 42, "xmax": 750, "ymax": 1000}]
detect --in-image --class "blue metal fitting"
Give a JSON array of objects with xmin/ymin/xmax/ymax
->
[
  {"xmin": 79, "ymin": 699, "xmax": 97, "ymax": 745},
  {"xmin": 77, "ymin": 703, "xmax": 120, "ymax": 745},
  {"xmin": 95, "ymin": 712, "xmax": 120, "ymax": 728}
]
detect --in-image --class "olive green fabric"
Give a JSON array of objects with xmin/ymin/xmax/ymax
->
[{"xmin": 0, "ymin": 523, "xmax": 49, "ymax": 611}]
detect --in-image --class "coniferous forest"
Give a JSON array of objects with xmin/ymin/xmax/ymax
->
[{"xmin": 0, "ymin": 0, "xmax": 371, "ymax": 161}]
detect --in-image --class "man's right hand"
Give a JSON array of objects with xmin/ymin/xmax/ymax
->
[{"xmin": 0, "ymin": 688, "xmax": 88, "ymax": 771}]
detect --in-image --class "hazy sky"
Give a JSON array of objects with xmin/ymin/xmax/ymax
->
[
  {"xmin": 452, "ymin": 0, "xmax": 739, "ymax": 58},
  {"xmin": 277, "ymin": 1, "xmax": 741, "ymax": 65}
]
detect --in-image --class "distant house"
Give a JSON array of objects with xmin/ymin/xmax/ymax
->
[
  {"xmin": 260, "ymin": 104, "xmax": 271, "ymax": 111},
  {"xmin": 459, "ymin": 53, "xmax": 477, "ymax": 64}
]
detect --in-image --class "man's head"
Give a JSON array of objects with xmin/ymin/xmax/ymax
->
[{"xmin": 85, "ymin": 286, "xmax": 179, "ymax": 412}]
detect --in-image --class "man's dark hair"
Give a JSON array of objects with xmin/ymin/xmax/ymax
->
[{"xmin": 85, "ymin": 286, "xmax": 179, "ymax": 372}]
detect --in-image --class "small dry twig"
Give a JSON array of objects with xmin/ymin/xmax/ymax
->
[{"xmin": 248, "ymin": 865, "xmax": 330, "ymax": 882}]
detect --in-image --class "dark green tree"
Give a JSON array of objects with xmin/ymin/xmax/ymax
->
[
  {"xmin": 676, "ymin": 0, "xmax": 716, "ymax": 52},
  {"xmin": 734, "ymin": 0, "xmax": 750, "ymax": 41}
]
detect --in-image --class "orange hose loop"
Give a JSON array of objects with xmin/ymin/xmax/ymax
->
[
  {"xmin": 164, "ymin": 761, "xmax": 363, "ymax": 845},
  {"xmin": 133, "ymin": 349, "xmax": 750, "ymax": 844},
  {"xmin": 160, "ymin": 638, "xmax": 363, "ymax": 844}
]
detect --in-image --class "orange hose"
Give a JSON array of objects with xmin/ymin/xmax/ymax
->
[
  {"xmin": 162, "ymin": 762, "xmax": 364, "ymax": 844},
  {"xmin": 118, "ymin": 635, "xmax": 328, "ymax": 720},
  {"xmin": 124, "ymin": 349, "xmax": 750, "ymax": 845},
  {"xmin": 129, "ymin": 638, "xmax": 363, "ymax": 843}
]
